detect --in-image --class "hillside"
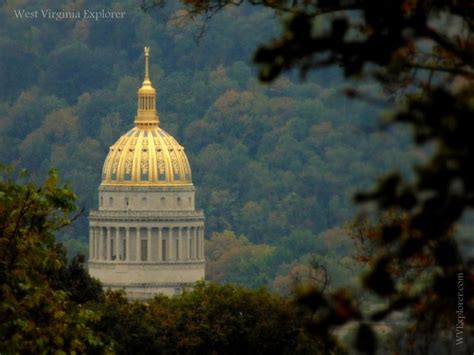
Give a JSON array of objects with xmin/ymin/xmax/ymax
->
[{"xmin": 0, "ymin": 0, "xmax": 415, "ymax": 290}]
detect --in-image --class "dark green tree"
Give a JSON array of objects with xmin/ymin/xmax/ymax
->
[
  {"xmin": 97, "ymin": 281, "xmax": 333, "ymax": 354},
  {"xmin": 0, "ymin": 166, "xmax": 107, "ymax": 353}
]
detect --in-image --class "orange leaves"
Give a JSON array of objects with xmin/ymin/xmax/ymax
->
[
  {"xmin": 183, "ymin": 0, "xmax": 209, "ymax": 10},
  {"xmin": 213, "ymin": 89, "xmax": 241, "ymax": 113},
  {"xmin": 205, "ymin": 230, "xmax": 275, "ymax": 287},
  {"xmin": 212, "ymin": 89, "xmax": 259, "ymax": 118},
  {"xmin": 401, "ymin": 0, "xmax": 418, "ymax": 16},
  {"xmin": 273, "ymin": 261, "xmax": 329, "ymax": 296},
  {"xmin": 331, "ymin": 289, "xmax": 359, "ymax": 323},
  {"xmin": 366, "ymin": 227, "xmax": 381, "ymax": 241},
  {"xmin": 355, "ymin": 255, "xmax": 371, "ymax": 263},
  {"xmin": 72, "ymin": 19, "xmax": 90, "ymax": 42},
  {"xmin": 319, "ymin": 227, "xmax": 352, "ymax": 251}
]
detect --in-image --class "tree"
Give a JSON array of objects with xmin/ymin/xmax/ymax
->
[
  {"xmin": 143, "ymin": 0, "xmax": 474, "ymax": 353},
  {"xmin": 97, "ymin": 282, "xmax": 330, "ymax": 354},
  {"xmin": 205, "ymin": 230, "xmax": 276, "ymax": 287},
  {"xmin": 0, "ymin": 166, "xmax": 106, "ymax": 353}
]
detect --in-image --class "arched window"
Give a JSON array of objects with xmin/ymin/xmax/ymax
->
[
  {"xmin": 124, "ymin": 197, "xmax": 129, "ymax": 209},
  {"xmin": 109, "ymin": 197, "xmax": 113, "ymax": 207},
  {"xmin": 177, "ymin": 197, "xmax": 182, "ymax": 206},
  {"xmin": 142, "ymin": 197, "xmax": 147, "ymax": 206},
  {"xmin": 160, "ymin": 197, "xmax": 166, "ymax": 207},
  {"xmin": 188, "ymin": 197, "xmax": 192, "ymax": 207},
  {"xmin": 100, "ymin": 196, "xmax": 103, "ymax": 206}
]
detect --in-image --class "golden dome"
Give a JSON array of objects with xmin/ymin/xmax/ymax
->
[
  {"xmin": 101, "ymin": 126, "xmax": 192, "ymax": 186},
  {"xmin": 100, "ymin": 47, "xmax": 192, "ymax": 187}
]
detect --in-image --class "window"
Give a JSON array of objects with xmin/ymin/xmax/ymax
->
[
  {"xmin": 160, "ymin": 197, "xmax": 166, "ymax": 207},
  {"xmin": 109, "ymin": 197, "xmax": 113, "ymax": 207},
  {"xmin": 124, "ymin": 197, "xmax": 129, "ymax": 209}
]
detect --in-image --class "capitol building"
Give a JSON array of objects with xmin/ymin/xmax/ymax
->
[{"xmin": 88, "ymin": 48, "xmax": 205, "ymax": 299}]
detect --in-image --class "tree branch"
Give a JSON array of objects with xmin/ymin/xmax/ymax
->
[{"xmin": 405, "ymin": 62, "xmax": 474, "ymax": 78}]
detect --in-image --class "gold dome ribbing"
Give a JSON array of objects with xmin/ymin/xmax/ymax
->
[{"xmin": 101, "ymin": 47, "xmax": 192, "ymax": 187}]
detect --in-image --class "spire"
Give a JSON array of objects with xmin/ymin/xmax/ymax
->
[
  {"xmin": 135, "ymin": 46, "xmax": 159, "ymax": 127},
  {"xmin": 143, "ymin": 47, "xmax": 151, "ymax": 84}
]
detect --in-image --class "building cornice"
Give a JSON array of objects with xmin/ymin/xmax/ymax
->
[
  {"xmin": 89, "ymin": 209, "xmax": 205, "ymax": 223},
  {"xmin": 99, "ymin": 185, "xmax": 196, "ymax": 193}
]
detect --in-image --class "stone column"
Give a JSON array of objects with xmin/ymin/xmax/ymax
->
[
  {"xmin": 191, "ymin": 228, "xmax": 195, "ymax": 259},
  {"xmin": 89, "ymin": 227, "xmax": 93, "ymax": 260},
  {"xmin": 95, "ymin": 227, "xmax": 99, "ymax": 260},
  {"xmin": 106, "ymin": 227, "xmax": 111, "ymax": 260},
  {"xmin": 147, "ymin": 227, "xmax": 152, "ymax": 262},
  {"xmin": 114, "ymin": 228, "xmax": 119, "ymax": 261},
  {"xmin": 136, "ymin": 227, "xmax": 141, "ymax": 262},
  {"xmin": 197, "ymin": 227, "xmax": 201, "ymax": 260},
  {"xmin": 176, "ymin": 227, "xmax": 181, "ymax": 260},
  {"xmin": 168, "ymin": 228, "xmax": 173, "ymax": 261},
  {"xmin": 98, "ymin": 227, "xmax": 104, "ymax": 260},
  {"xmin": 125, "ymin": 227, "xmax": 130, "ymax": 261},
  {"xmin": 195, "ymin": 227, "xmax": 199, "ymax": 260},
  {"xmin": 157, "ymin": 227, "xmax": 162, "ymax": 261},
  {"xmin": 184, "ymin": 228, "xmax": 189, "ymax": 260},
  {"xmin": 200, "ymin": 227, "xmax": 205, "ymax": 259},
  {"xmin": 181, "ymin": 227, "xmax": 185, "ymax": 260}
]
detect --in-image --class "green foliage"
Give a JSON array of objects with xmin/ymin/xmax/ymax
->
[
  {"xmin": 205, "ymin": 228, "xmax": 359, "ymax": 293},
  {"xmin": 205, "ymin": 230, "xmax": 275, "ymax": 287},
  {"xmin": 49, "ymin": 254, "xmax": 103, "ymax": 304},
  {"xmin": 0, "ymin": 166, "xmax": 106, "ymax": 353},
  {"xmin": 97, "ymin": 282, "xmax": 329, "ymax": 354}
]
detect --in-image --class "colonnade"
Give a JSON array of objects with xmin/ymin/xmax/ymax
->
[{"xmin": 89, "ymin": 225, "xmax": 204, "ymax": 262}]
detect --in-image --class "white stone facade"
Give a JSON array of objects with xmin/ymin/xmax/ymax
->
[{"xmin": 88, "ymin": 186, "xmax": 205, "ymax": 299}]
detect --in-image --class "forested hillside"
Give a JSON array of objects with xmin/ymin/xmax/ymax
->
[{"xmin": 0, "ymin": 0, "xmax": 415, "ymax": 290}]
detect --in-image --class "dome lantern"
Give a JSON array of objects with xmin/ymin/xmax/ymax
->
[{"xmin": 135, "ymin": 46, "xmax": 160, "ymax": 127}]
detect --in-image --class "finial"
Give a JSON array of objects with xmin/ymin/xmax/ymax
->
[
  {"xmin": 135, "ymin": 46, "xmax": 159, "ymax": 127},
  {"xmin": 144, "ymin": 47, "xmax": 150, "ymax": 81}
]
